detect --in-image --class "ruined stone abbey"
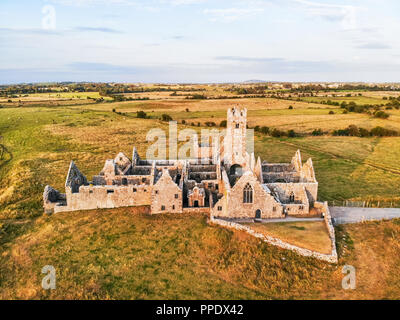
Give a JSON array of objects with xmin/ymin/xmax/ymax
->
[{"xmin": 44, "ymin": 106, "xmax": 320, "ymax": 220}]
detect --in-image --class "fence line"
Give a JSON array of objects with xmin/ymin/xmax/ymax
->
[{"xmin": 329, "ymin": 200, "xmax": 400, "ymax": 208}]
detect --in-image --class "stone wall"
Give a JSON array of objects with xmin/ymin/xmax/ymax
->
[
  {"xmin": 54, "ymin": 184, "xmax": 151, "ymax": 213},
  {"xmin": 317, "ymin": 201, "xmax": 338, "ymax": 262},
  {"xmin": 209, "ymin": 209, "xmax": 338, "ymax": 264},
  {"xmin": 267, "ymin": 182, "xmax": 318, "ymax": 207},
  {"xmin": 183, "ymin": 207, "xmax": 210, "ymax": 214}
]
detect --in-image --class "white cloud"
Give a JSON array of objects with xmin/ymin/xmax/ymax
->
[
  {"xmin": 292, "ymin": 0, "xmax": 357, "ymax": 29},
  {"xmin": 161, "ymin": 0, "xmax": 207, "ymax": 5},
  {"xmin": 49, "ymin": 0, "xmax": 138, "ymax": 7},
  {"xmin": 203, "ymin": 7, "xmax": 264, "ymax": 22}
]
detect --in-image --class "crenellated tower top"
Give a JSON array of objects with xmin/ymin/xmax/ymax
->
[{"xmin": 227, "ymin": 106, "xmax": 247, "ymax": 130}]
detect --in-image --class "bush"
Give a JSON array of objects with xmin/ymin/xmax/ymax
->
[
  {"xmin": 190, "ymin": 94, "xmax": 207, "ymax": 100},
  {"xmin": 347, "ymin": 125, "xmax": 359, "ymax": 137},
  {"xmin": 288, "ymin": 105, "xmax": 294, "ymax": 110},
  {"xmin": 288, "ymin": 129, "xmax": 297, "ymax": 138},
  {"xmin": 312, "ymin": 129, "xmax": 324, "ymax": 136},
  {"xmin": 347, "ymin": 102, "xmax": 357, "ymax": 112},
  {"xmin": 333, "ymin": 125, "xmax": 398, "ymax": 137},
  {"xmin": 260, "ymin": 126, "xmax": 270, "ymax": 135},
  {"xmin": 329, "ymin": 111, "xmax": 335, "ymax": 115},
  {"xmin": 161, "ymin": 114, "xmax": 173, "ymax": 122},
  {"xmin": 370, "ymin": 126, "xmax": 398, "ymax": 137},
  {"xmin": 374, "ymin": 111, "xmax": 390, "ymax": 119},
  {"xmin": 137, "ymin": 111, "xmax": 147, "ymax": 119},
  {"xmin": 181, "ymin": 120, "xmax": 186, "ymax": 124},
  {"xmin": 205, "ymin": 121, "xmax": 216, "ymax": 127},
  {"xmin": 271, "ymin": 129, "xmax": 285, "ymax": 138},
  {"xmin": 359, "ymin": 127, "xmax": 370, "ymax": 137},
  {"xmin": 333, "ymin": 129, "xmax": 349, "ymax": 136},
  {"xmin": 220, "ymin": 120, "xmax": 227, "ymax": 128}
]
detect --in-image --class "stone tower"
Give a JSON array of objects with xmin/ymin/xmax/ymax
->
[{"xmin": 223, "ymin": 106, "xmax": 248, "ymax": 168}]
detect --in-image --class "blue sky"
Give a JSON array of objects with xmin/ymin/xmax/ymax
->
[{"xmin": 1, "ymin": 0, "xmax": 400, "ymax": 84}]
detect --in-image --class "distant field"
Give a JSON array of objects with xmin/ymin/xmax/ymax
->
[
  {"xmin": 63, "ymin": 97, "xmax": 400, "ymax": 133},
  {"xmin": 0, "ymin": 92, "xmax": 113, "ymax": 106},
  {"xmin": 299, "ymin": 95, "xmax": 389, "ymax": 105}
]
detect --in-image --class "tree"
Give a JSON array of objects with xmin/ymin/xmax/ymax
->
[
  {"xmin": 288, "ymin": 129, "xmax": 297, "ymax": 138},
  {"xmin": 359, "ymin": 127, "xmax": 370, "ymax": 137},
  {"xmin": 271, "ymin": 129, "xmax": 285, "ymax": 137},
  {"xmin": 374, "ymin": 111, "xmax": 390, "ymax": 119},
  {"xmin": 161, "ymin": 114, "xmax": 173, "ymax": 122},
  {"xmin": 137, "ymin": 111, "xmax": 147, "ymax": 119},
  {"xmin": 260, "ymin": 126, "xmax": 270, "ymax": 135},
  {"xmin": 347, "ymin": 125, "xmax": 359, "ymax": 136},
  {"xmin": 312, "ymin": 129, "xmax": 323, "ymax": 136}
]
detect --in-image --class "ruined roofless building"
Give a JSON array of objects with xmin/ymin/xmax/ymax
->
[{"xmin": 44, "ymin": 106, "xmax": 320, "ymax": 219}]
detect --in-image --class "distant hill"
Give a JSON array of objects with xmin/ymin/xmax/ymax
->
[{"xmin": 242, "ymin": 80, "xmax": 267, "ymax": 84}]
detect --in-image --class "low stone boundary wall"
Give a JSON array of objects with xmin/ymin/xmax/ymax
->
[
  {"xmin": 321, "ymin": 202, "xmax": 338, "ymax": 263},
  {"xmin": 183, "ymin": 207, "xmax": 211, "ymax": 214},
  {"xmin": 209, "ymin": 201, "xmax": 338, "ymax": 264}
]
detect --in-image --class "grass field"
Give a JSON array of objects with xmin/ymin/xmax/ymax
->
[
  {"xmin": 0, "ymin": 92, "xmax": 111, "ymax": 102},
  {"xmin": 1, "ymin": 208, "xmax": 400, "ymax": 300},
  {"xmin": 63, "ymin": 97, "xmax": 400, "ymax": 133},
  {"xmin": 298, "ymin": 95, "xmax": 390, "ymax": 106},
  {"xmin": 241, "ymin": 221, "xmax": 332, "ymax": 254},
  {"xmin": 1, "ymin": 97, "xmax": 400, "ymax": 221},
  {"xmin": 1, "ymin": 87, "xmax": 400, "ymax": 299}
]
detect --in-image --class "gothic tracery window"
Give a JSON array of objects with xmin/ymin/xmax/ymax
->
[{"xmin": 243, "ymin": 183, "xmax": 253, "ymax": 204}]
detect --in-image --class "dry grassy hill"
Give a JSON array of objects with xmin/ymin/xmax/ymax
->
[{"xmin": 1, "ymin": 208, "xmax": 400, "ymax": 300}]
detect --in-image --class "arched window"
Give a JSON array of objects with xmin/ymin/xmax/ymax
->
[
  {"xmin": 243, "ymin": 183, "xmax": 253, "ymax": 203},
  {"xmin": 235, "ymin": 123, "xmax": 240, "ymax": 129},
  {"xmin": 289, "ymin": 192, "xmax": 295, "ymax": 203}
]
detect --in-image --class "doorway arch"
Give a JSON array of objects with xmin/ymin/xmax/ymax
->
[{"xmin": 255, "ymin": 209, "xmax": 262, "ymax": 220}]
